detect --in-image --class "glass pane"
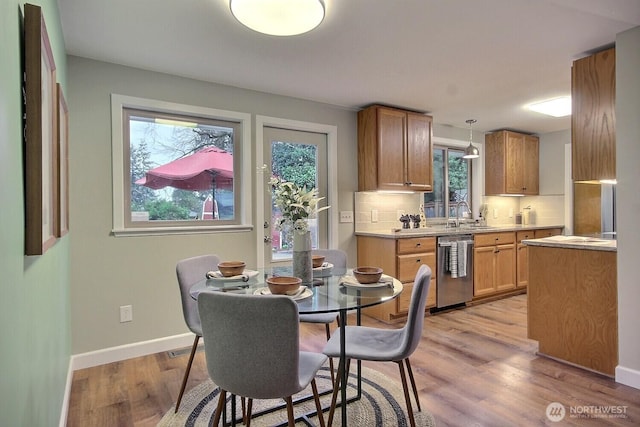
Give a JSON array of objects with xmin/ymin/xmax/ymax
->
[
  {"xmin": 424, "ymin": 148, "xmax": 445, "ymax": 218},
  {"xmin": 270, "ymin": 141, "xmax": 319, "ymax": 261},
  {"xmin": 128, "ymin": 110, "xmax": 237, "ymax": 224},
  {"xmin": 448, "ymin": 149, "xmax": 470, "ymax": 217}
]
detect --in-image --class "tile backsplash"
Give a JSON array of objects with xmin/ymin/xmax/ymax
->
[{"xmin": 355, "ymin": 192, "xmax": 565, "ymax": 232}]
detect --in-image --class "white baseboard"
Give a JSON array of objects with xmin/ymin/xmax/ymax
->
[
  {"xmin": 616, "ymin": 365, "xmax": 640, "ymax": 390},
  {"xmin": 70, "ymin": 333, "xmax": 195, "ymax": 371}
]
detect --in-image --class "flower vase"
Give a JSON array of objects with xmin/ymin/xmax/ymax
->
[{"xmin": 293, "ymin": 231, "xmax": 313, "ymax": 285}]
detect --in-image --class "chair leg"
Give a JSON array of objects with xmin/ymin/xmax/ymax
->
[
  {"xmin": 285, "ymin": 396, "xmax": 295, "ymax": 427},
  {"xmin": 175, "ymin": 335, "xmax": 200, "ymax": 413},
  {"xmin": 212, "ymin": 389, "xmax": 226, "ymax": 427},
  {"xmin": 327, "ymin": 358, "xmax": 351, "ymax": 427},
  {"xmin": 397, "ymin": 361, "xmax": 417, "ymax": 427},
  {"xmin": 405, "ymin": 358, "xmax": 422, "ymax": 412},
  {"xmin": 324, "ymin": 324, "xmax": 335, "ymax": 385},
  {"xmin": 246, "ymin": 398, "xmax": 253, "ymax": 427},
  {"xmin": 311, "ymin": 379, "xmax": 326, "ymax": 427}
]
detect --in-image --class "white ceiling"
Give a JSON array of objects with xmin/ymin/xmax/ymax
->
[{"xmin": 57, "ymin": 0, "xmax": 640, "ymax": 135}]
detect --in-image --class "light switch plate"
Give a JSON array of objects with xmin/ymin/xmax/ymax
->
[
  {"xmin": 339, "ymin": 211, "xmax": 354, "ymax": 223},
  {"xmin": 371, "ymin": 209, "xmax": 379, "ymax": 223}
]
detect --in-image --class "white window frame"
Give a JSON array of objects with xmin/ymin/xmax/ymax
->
[{"xmin": 110, "ymin": 94, "xmax": 253, "ymax": 236}]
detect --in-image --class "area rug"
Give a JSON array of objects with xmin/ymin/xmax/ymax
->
[{"xmin": 158, "ymin": 366, "xmax": 436, "ymax": 426}]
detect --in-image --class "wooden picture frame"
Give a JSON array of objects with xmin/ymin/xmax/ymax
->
[
  {"xmin": 24, "ymin": 3, "xmax": 58, "ymax": 255},
  {"xmin": 56, "ymin": 83, "xmax": 69, "ymax": 237}
]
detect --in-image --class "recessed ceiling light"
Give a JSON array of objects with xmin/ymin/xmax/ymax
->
[
  {"xmin": 230, "ymin": 0, "xmax": 325, "ymax": 36},
  {"xmin": 526, "ymin": 96, "xmax": 571, "ymax": 117}
]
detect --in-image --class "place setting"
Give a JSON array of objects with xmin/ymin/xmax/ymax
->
[
  {"xmin": 204, "ymin": 261, "xmax": 259, "ymax": 291},
  {"xmin": 254, "ymin": 276, "xmax": 313, "ymax": 301}
]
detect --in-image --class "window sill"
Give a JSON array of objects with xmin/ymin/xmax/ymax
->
[{"xmin": 111, "ymin": 224, "xmax": 254, "ymax": 237}]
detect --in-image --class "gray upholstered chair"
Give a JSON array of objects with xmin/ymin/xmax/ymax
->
[
  {"xmin": 300, "ymin": 249, "xmax": 348, "ymax": 383},
  {"xmin": 174, "ymin": 254, "xmax": 220, "ymax": 412},
  {"xmin": 198, "ymin": 291, "xmax": 328, "ymax": 427},
  {"xmin": 323, "ymin": 265, "xmax": 432, "ymax": 427}
]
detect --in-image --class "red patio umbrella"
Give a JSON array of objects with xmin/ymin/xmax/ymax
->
[{"xmin": 135, "ymin": 146, "xmax": 234, "ymax": 191}]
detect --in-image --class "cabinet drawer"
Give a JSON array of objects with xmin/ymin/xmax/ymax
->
[
  {"xmin": 516, "ymin": 230, "xmax": 535, "ymax": 242},
  {"xmin": 535, "ymin": 228, "xmax": 563, "ymax": 238},
  {"xmin": 397, "ymin": 278, "xmax": 437, "ymax": 312},
  {"xmin": 397, "ymin": 252, "xmax": 435, "ymax": 282},
  {"xmin": 475, "ymin": 232, "xmax": 515, "ymax": 247},
  {"xmin": 397, "ymin": 237, "xmax": 436, "ymax": 255}
]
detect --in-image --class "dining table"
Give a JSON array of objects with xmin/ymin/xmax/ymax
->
[{"xmin": 189, "ymin": 265, "xmax": 403, "ymax": 427}]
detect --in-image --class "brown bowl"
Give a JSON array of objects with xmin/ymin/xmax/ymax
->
[
  {"xmin": 353, "ymin": 266, "xmax": 383, "ymax": 284},
  {"xmin": 266, "ymin": 276, "xmax": 302, "ymax": 295},
  {"xmin": 217, "ymin": 261, "xmax": 246, "ymax": 277},
  {"xmin": 312, "ymin": 255, "xmax": 325, "ymax": 268}
]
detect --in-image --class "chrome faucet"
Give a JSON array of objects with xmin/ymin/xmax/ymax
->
[{"xmin": 456, "ymin": 200, "xmax": 471, "ymax": 227}]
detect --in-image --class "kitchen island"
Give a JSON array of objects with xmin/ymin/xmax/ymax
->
[{"xmin": 523, "ymin": 235, "xmax": 617, "ymax": 376}]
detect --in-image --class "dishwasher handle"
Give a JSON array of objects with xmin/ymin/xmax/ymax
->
[{"xmin": 438, "ymin": 240, "xmax": 474, "ymax": 247}]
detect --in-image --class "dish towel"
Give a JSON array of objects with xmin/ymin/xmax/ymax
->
[
  {"xmin": 450, "ymin": 243, "xmax": 458, "ymax": 278},
  {"xmin": 457, "ymin": 241, "xmax": 468, "ymax": 278}
]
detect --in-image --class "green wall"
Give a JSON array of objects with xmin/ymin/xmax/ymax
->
[{"xmin": 0, "ymin": 1, "xmax": 70, "ymax": 426}]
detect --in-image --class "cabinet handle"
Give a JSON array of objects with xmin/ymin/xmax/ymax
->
[
  {"xmin": 415, "ymin": 243, "xmax": 421, "ymax": 247},
  {"xmin": 416, "ymin": 259, "xmax": 421, "ymax": 263},
  {"xmin": 405, "ymin": 181, "xmax": 413, "ymax": 186}
]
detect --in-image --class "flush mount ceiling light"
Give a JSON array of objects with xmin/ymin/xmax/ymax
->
[
  {"xmin": 230, "ymin": 0, "xmax": 325, "ymax": 36},
  {"xmin": 527, "ymin": 96, "xmax": 572, "ymax": 117},
  {"xmin": 462, "ymin": 119, "xmax": 480, "ymax": 159}
]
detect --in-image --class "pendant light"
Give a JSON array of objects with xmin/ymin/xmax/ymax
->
[
  {"xmin": 462, "ymin": 119, "xmax": 480, "ymax": 159},
  {"xmin": 230, "ymin": 0, "xmax": 325, "ymax": 36}
]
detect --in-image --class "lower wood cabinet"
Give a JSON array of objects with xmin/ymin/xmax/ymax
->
[
  {"xmin": 473, "ymin": 232, "xmax": 516, "ymax": 298},
  {"xmin": 357, "ymin": 236, "xmax": 436, "ymax": 322},
  {"xmin": 517, "ymin": 228, "xmax": 563, "ymax": 288}
]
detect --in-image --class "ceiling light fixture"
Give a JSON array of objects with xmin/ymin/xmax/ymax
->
[
  {"xmin": 462, "ymin": 119, "xmax": 480, "ymax": 159},
  {"xmin": 527, "ymin": 96, "xmax": 571, "ymax": 117},
  {"xmin": 229, "ymin": 0, "xmax": 325, "ymax": 36}
]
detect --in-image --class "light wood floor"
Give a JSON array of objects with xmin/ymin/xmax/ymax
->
[{"xmin": 67, "ymin": 295, "xmax": 640, "ymax": 426}]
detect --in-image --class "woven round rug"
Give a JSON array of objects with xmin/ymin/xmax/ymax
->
[{"xmin": 158, "ymin": 365, "xmax": 436, "ymax": 426}]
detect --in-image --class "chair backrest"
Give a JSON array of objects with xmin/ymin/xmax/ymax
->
[
  {"xmin": 398, "ymin": 264, "xmax": 432, "ymax": 359},
  {"xmin": 198, "ymin": 291, "xmax": 302, "ymax": 399},
  {"xmin": 312, "ymin": 249, "xmax": 348, "ymax": 274},
  {"xmin": 176, "ymin": 254, "xmax": 220, "ymax": 335}
]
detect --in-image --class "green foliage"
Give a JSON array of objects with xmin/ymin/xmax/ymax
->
[
  {"xmin": 130, "ymin": 139, "xmax": 157, "ymax": 210},
  {"xmin": 144, "ymin": 199, "xmax": 190, "ymax": 220},
  {"xmin": 271, "ymin": 142, "xmax": 316, "ymax": 188}
]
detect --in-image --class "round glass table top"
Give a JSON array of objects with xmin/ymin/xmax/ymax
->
[{"xmin": 189, "ymin": 267, "xmax": 403, "ymax": 314}]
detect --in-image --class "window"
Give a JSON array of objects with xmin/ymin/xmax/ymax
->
[
  {"xmin": 111, "ymin": 95, "xmax": 252, "ymax": 235},
  {"xmin": 424, "ymin": 146, "xmax": 472, "ymax": 219}
]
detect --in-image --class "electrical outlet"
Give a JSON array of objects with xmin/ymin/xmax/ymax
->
[
  {"xmin": 493, "ymin": 208, "xmax": 498, "ymax": 219},
  {"xmin": 339, "ymin": 211, "xmax": 353, "ymax": 223},
  {"xmin": 509, "ymin": 208, "xmax": 513, "ymax": 218},
  {"xmin": 120, "ymin": 305, "xmax": 133, "ymax": 323},
  {"xmin": 371, "ymin": 209, "xmax": 379, "ymax": 223}
]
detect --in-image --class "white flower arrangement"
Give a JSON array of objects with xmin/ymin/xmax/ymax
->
[{"xmin": 269, "ymin": 177, "xmax": 330, "ymax": 235}]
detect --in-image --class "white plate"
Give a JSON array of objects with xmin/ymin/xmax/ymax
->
[
  {"xmin": 340, "ymin": 274, "xmax": 395, "ymax": 289},
  {"xmin": 253, "ymin": 286, "xmax": 313, "ymax": 301},
  {"xmin": 206, "ymin": 269, "xmax": 260, "ymax": 282},
  {"xmin": 313, "ymin": 262, "xmax": 333, "ymax": 277}
]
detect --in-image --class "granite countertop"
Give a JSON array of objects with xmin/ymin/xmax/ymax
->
[
  {"xmin": 355, "ymin": 224, "xmax": 565, "ymax": 239},
  {"xmin": 522, "ymin": 235, "xmax": 617, "ymax": 252}
]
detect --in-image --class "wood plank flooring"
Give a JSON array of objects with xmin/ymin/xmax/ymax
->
[{"xmin": 66, "ymin": 295, "xmax": 640, "ymax": 426}]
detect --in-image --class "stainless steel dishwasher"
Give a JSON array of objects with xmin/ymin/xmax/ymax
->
[{"xmin": 437, "ymin": 234, "xmax": 474, "ymax": 308}]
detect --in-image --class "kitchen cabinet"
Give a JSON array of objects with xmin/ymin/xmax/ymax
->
[
  {"xmin": 357, "ymin": 236, "xmax": 436, "ymax": 322},
  {"xmin": 516, "ymin": 228, "xmax": 562, "ymax": 288},
  {"xmin": 358, "ymin": 105, "xmax": 433, "ymax": 192},
  {"xmin": 485, "ymin": 130, "xmax": 539, "ymax": 195},
  {"xmin": 571, "ymin": 47, "xmax": 616, "ymax": 182},
  {"xmin": 473, "ymin": 232, "xmax": 516, "ymax": 298}
]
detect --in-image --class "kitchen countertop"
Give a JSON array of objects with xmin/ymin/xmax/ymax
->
[
  {"xmin": 522, "ymin": 235, "xmax": 617, "ymax": 252},
  {"xmin": 355, "ymin": 224, "xmax": 564, "ymax": 238}
]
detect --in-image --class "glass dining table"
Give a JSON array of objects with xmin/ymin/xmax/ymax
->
[{"xmin": 189, "ymin": 266, "xmax": 403, "ymax": 427}]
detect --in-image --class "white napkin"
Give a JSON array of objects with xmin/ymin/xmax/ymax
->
[
  {"xmin": 340, "ymin": 275, "xmax": 393, "ymax": 287},
  {"xmin": 206, "ymin": 271, "xmax": 249, "ymax": 281}
]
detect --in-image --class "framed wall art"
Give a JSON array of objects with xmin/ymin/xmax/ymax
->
[
  {"xmin": 56, "ymin": 83, "xmax": 69, "ymax": 237},
  {"xmin": 24, "ymin": 3, "xmax": 58, "ymax": 255}
]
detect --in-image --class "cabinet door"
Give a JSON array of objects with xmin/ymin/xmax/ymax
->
[
  {"xmin": 377, "ymin": 108, "xmax": 406, "ymax": 190},
  {"xmin": 523, "ymin": 135, "xmax": 539, "ymax": 194},
  {"xmin": 495, "ymin": 244, "xmax": 516, "ymax": 292},
  {"xmin": 405, "ymin": 113, "xmax": 432, "ymax": 191},
  {"xmin": 505, "ymin": 132, "xmax": 525, "ymax": 193},
  {"xmin": 516, "ymin": 243, "xmax": 528, "ymax": 288},
  {"xmin": 473, "ymin": 246, "xmax": 495, "ymax": 297}
]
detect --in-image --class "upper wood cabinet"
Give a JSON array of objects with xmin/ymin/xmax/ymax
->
[
  {"xmin": 485, "ymin": 130, "xmax": 539, "ymax": 195},
  {"xmin": 571, "ymin": 47, "xmax": 616, "ymax": 182},
  {"xmin": 358, "ymin": 105, "xmax": 433, "ymax": 191}
]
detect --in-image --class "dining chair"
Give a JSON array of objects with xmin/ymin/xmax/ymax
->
[
  {"xmin": 174, "ymin": 254, "xmax": 220, "ymax": 413},
  {"xmin": 198, "ymin": 291, "xmax": 328, "ymax": 427},
  {"xmin": 323, "ymin": 264, "xmax": 432, "ymax": 427},
  {"xmin": 299, "ymin": 249, "xmax": 347, "ymax": 383}
]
